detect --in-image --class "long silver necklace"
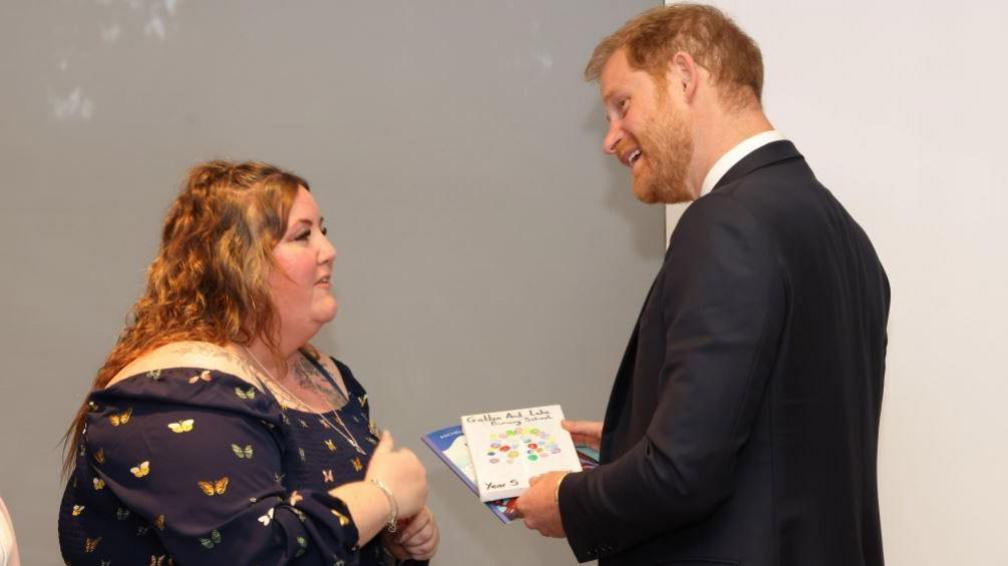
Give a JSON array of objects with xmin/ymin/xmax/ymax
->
[{"xmin": 241, "ymin": 345, "xmax": 366, "ymax": 456}]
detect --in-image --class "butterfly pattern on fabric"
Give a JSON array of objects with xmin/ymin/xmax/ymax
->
[
  {"xmin": 109, "ymin": 407, "xmax": 132, "ymax": 427},
  {"xmin": 167, "ymin": 419, "xmax": 195, "ymax": 433},
  {"xmin": 58, "ymin": 357, "xmax": 391, "ymax": 565},
  {"xmin": 231, "ymin": 443, "xmax": 253, "ymax": 459},
  {"xmin": 84, "ymin": 536, "xmax": 102, "ymax": 553},
  {"xmin": 198, "ymin": 529, "xmax": 222, "ymax": 549},
  {"xmin": 131, "ymin": 460, "xmax": 150, "ymax": 478},
  {"xmin": 234, "ymin": 386, "xmax": 256, "ymax": 400},
  {"xmin": 197, "ymin": 477, "xmax": 229, "ymax": 497},
  {"xmin": 148, "ymin": 554, "xmax": 171, "ymax": 565},
  {"xmin": 331, "ymin": 509, "xmax": 351, "ymax": 527}
]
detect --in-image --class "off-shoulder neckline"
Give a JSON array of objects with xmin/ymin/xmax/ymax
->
[{"xmin": 97, "ymin": 363, "xmax": 359, "ymax": 417}]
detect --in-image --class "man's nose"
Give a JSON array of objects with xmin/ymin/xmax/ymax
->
[{"xmin": 603, "ymin": 122, "xmax": 622, "ymax": 155}]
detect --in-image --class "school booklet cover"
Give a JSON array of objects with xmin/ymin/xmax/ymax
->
[
  {"xmin": 421, "ymin": 425, "xmax": 516, "ymax": 523},
  {"xmin": 422, "ymin": 404, "xmax": 599, "ymax": 522}
]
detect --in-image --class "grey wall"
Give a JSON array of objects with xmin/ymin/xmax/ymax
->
[{"xmin": 0, "ymin": 1, "xmax": 661, "ymax": 564}]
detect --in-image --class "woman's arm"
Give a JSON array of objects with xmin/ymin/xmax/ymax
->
[{"xmin": 332, "ymin": 430, "xmax": 429, "ymax": 546}]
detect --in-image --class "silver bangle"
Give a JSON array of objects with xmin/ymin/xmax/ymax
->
[{"xmin": 369, "ymin": 478, "xmax": 398, "ymax": 533}]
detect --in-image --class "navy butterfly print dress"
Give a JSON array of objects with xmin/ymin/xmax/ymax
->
[{"xmin": 58, "ymin": 356, "xmax": 404, "ymax": 565}]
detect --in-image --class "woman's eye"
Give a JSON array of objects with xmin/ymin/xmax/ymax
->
[{"xmin": 295, "ymin": 230, "xmax": 311, "ymax": 241}]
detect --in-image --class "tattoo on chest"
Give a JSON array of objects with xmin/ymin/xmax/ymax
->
[
  {"xmin": 173, "ymin": 343, "xmax": 260, "ymax": 379},
  {"xmin": 168, "ymin": 342, "xmax": 347, "ymax": 411},
  {"xmin": 293, "ymin": 356, "xmax": 347, "ymax": 409}
]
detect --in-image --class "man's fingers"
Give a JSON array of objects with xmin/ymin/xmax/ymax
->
[
  {"xmin": 505, "ymin": 501, "xmax": 523, "ymax": 520},
  {"xmin": 562, "ymin": 419, "xmax": 602, "ymax": 436},
  {"xmin": 510, "ymin": 497, "xmax": 526, "ymax": 520}
]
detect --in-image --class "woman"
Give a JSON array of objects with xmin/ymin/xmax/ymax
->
[
  {"xmin": 0, "ymin": 495, "xmax": 20, "ymax": 566},
  {"xmin": 58, "ymin": 161, "xmax": 438, "ymax": 564}
]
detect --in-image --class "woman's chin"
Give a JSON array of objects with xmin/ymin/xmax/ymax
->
[{"xmin": 314, "ymin": 301, "xmax": 339, "ymax": 324}]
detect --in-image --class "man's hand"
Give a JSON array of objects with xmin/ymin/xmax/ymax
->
[
  {"xmin": 382, "ymin": 506, "xmax": 439, "ymax": 561},
  {"xmin": 563, "ymin": 419, "xmax": 603, "ymax": 452},
  {"xmin": 513, "ymin": 471, "xmax": 568, "ymax": 538}
]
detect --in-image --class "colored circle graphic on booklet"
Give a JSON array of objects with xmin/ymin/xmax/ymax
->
[{"xmin": 484, "ymin": 426, "xmax": 562, "ymax": 464}]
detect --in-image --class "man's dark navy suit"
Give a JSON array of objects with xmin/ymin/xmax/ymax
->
[{"xmin": 559, "ymin": 141, "xmax": 889, "ymax": 566}]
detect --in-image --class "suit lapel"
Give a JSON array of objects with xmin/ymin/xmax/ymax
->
[
  {"xmin": 600, "ymin": 275, "xmax": 659, "ymax": 462},
  {"xmin": 599, "ymin": 142, "xmax": 803, "ymax": 461}
]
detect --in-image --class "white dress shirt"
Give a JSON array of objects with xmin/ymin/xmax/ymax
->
[{"xmin": 699, "ymin": 130, "xmax": 787, "ymax": 197}]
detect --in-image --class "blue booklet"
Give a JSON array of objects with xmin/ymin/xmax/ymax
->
[{"xmin": 421, "ymin": 424, "xmax": 599, "ymax": 524}]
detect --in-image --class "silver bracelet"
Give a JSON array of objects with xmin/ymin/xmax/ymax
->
[{"xmin": 369, "ymin": 478, "xmax": 398, "ymax": 533}]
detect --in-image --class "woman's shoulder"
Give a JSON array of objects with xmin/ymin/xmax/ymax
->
[{"xmin": 106, "ymin": 341, "xmax": 261, "ymax": 390}]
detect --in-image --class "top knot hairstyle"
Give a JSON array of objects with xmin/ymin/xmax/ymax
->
[
  {"xmin": 62, "ymin": 160, "xmax": 310, "ymax": 476},
  {"xmin": 584, "ymin": 3, "xmax": 764, "ymax": 109}
]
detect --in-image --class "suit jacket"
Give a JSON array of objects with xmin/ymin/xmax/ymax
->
[{"xmin": 559, "ymin": 141, "xmax": 889, "ymax": 566}]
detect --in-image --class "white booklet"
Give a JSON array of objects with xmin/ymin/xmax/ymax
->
[{"xmin": 460, "ymin": 404, "xmax": 583, "ymax": 502}]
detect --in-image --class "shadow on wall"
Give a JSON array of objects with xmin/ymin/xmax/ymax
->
[{"xmin": 582, "ymin": 104, "xmax": 665, "ymax": 262}]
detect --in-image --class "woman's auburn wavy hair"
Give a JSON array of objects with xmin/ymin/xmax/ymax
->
[{"xmin": 62, "ymin": 160, "xmax": 309, "ymax": 477}]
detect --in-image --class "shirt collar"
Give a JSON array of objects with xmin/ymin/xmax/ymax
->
[{"xmin": 699, "ymin": 130, "xmax": 787, "ymax": 196}]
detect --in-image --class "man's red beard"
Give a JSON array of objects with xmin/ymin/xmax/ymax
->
[{"xmin": 632, "ymin": 99, "xmax": 694, "ymax": 204}]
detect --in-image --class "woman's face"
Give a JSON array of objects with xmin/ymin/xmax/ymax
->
[{"xmin": 269, "ymin": 186, "xmax": 338, "ymax": 346}]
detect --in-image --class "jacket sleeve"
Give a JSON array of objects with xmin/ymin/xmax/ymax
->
[
  {"xmin": 87, "ymin": 380, "xmax": 364, "ymax": 565},
  {"xmin": 559, "ymin": 193, "xmax": 786, "ymax": 561}
]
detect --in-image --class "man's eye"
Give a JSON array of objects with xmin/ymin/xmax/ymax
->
[
  {"xmin": 320, "ymin": 226, "xmax": 328, "ymax": 236},
  {"xmin": 619, "ymin": 98, "xmax": 630, "ymax": 115}
]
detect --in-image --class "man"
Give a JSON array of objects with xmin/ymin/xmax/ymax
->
[{"xmin": 513, "ymin": 4, "xmax": 889, "ymax": 565}]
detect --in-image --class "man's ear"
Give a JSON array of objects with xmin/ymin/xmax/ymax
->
[{"xmin": 666, "ymin": 51, "xmax": 699, "ymax": 102}]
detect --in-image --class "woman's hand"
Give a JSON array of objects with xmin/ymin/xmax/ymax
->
[
  {"xmin": 365, "ymin": 431, "xmax": 428, "ymax": 518},
  {"xmin": 383, "ymin": 506, "xmax": 439, "ymax": 561}
]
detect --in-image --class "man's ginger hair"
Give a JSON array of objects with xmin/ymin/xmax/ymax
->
[{"xmin": 585, "ymin": 3, "xmax": 764, "ymax": 109}]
